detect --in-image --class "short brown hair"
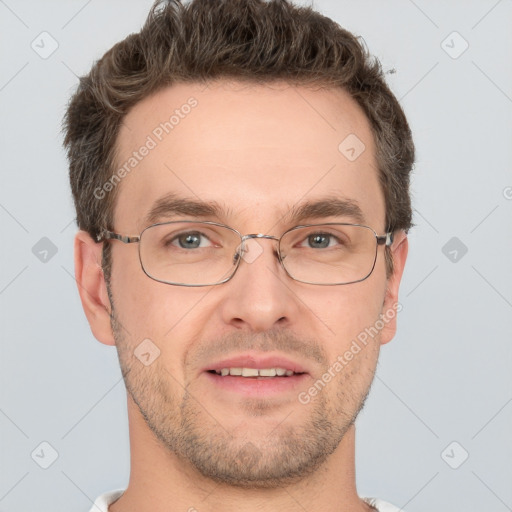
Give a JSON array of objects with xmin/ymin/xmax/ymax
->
[{"xmin": 63, "ymin": 0, "xmax": 414, "ymax": 280}]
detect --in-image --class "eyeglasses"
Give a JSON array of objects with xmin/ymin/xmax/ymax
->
[{"xmin": 97, "ymin": 220, "xmax": 394, "ymax": 287}]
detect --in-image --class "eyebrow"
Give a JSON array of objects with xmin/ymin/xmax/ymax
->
[
  {"xmin": 287, "ymin": 197, "xmax": 366, "ymax": 225},
  {"xmin": 143, "ymin": 193, "xmax": 226, "ymax": 226},
  {"xmin": 142, "ymin": 193, "xmax": 366, "ymax": 228}
]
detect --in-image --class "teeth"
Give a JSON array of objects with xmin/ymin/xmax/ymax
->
[{"xmin": 214, "ymin": 367, "xmax": 298, "ymax": 377}]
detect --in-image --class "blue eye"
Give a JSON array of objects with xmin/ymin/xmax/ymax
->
[
  {"xmin": 170, "ymin": 231, "xmax": 212, "ymax": 249},
  {"xmin": 307, "ymin": 234, "xmax": 331, "ymax": 248},
  {"xmin": 300, "ymin": 232, "xmax": 341, "ymax": 249}
]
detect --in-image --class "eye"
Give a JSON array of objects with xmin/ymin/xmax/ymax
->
[
  {"xmin": 169, "ymin": 231, "xmax": 213, "ymax": 249},
  {"xmin": 300, "ymin": 232, "xmax": 341, "ymax": 249}
]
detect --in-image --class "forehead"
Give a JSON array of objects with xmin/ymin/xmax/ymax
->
[{"xmin": 113, "ymin": 80, "xmax": 385, "ymax": 232}]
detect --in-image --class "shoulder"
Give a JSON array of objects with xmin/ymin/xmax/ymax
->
[
  {"xmin": 361, "ymin": 496, "xmax": 406, "ymax": 512},
  {"xmin": 88, "ymin": 489, "xmax": 125, "ymax": 512}
]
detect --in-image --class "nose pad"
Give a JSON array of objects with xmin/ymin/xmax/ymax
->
[{"xmin": 235, "ymin": 238, "xmax": 265, "ymax": 264}]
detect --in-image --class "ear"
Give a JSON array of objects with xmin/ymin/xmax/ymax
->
[
  {"xmin": 380, "ymin": 230, "xmax": 408, "ymax": 345},
  {"xmin": 74, "ymin": 230, "xmax": 115, "ymax": 346}
]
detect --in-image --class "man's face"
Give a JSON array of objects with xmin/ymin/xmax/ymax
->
[{"xmin": 105, "ymin": 81, "xmax": 403, "ymax": 487}]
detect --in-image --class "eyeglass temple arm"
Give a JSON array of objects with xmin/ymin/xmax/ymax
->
[
  {"xmin": 377, "ymin": 232, "xmax": 394, "ymax": 247},
  {"xmin": 97, "ymin": 230, "xmax": 140, "ymax": 244}
]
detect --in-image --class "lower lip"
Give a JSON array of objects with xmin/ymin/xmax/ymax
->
[{"xmin": 203, "ymin": 371, "xmax": 309, "ymax": 397}]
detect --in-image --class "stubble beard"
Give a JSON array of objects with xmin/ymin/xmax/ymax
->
[{"xmin": 110, "ymin": 308, "xmax": 377, "ymax": 489}]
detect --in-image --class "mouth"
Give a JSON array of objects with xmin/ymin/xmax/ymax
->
[
  {"xmin": 202, "ymin": 354, "xmax": 310, "ymax": 397},
  {"xmin": 207, "ymin": 367, "xmax": 304, "ymax": 377}
]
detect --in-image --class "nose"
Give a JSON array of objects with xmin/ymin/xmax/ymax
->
[{"xmin": 217, "ymin": 236, "xmax": 300, "ymax": 332}]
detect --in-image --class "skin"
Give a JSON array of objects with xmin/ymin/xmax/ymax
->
[{"xmin": 75, "ymin": 80, "xmax": 408, "ymax": 512}]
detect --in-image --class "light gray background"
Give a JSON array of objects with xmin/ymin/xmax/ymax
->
[{"xmin": 1, "ymin": 1, "xmax": 511, "ymax": 511}]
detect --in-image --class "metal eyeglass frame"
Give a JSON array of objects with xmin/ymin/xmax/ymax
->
[{"xmin": 97, "ymin": 220, "xmax": 394, "ymax": 287}]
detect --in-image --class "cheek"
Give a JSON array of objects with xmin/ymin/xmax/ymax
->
[
  {"xmin": 307, "ymin": 279, "xmax": 386, "ymax": 349},
  {"xmin": 110, "ymin": 255, "xmax": 214, "ymax": 365},
  {"xmin": 110, "ymin": 249, "xmax": 175, "ymax": 339}
]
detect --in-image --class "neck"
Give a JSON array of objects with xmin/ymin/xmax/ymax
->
[{"xmin": 109, "ymin": 393, "xmax": 373, "ymax": 512}]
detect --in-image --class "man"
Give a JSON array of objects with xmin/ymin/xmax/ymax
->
[{"xmin": 63, "ymin": 0, "xmax": 414, "ymax": 510}]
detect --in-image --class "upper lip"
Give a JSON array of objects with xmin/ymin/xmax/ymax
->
[{"xmin": 203, "ymin": 352, "xmax": 309, "ymax": 374}]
